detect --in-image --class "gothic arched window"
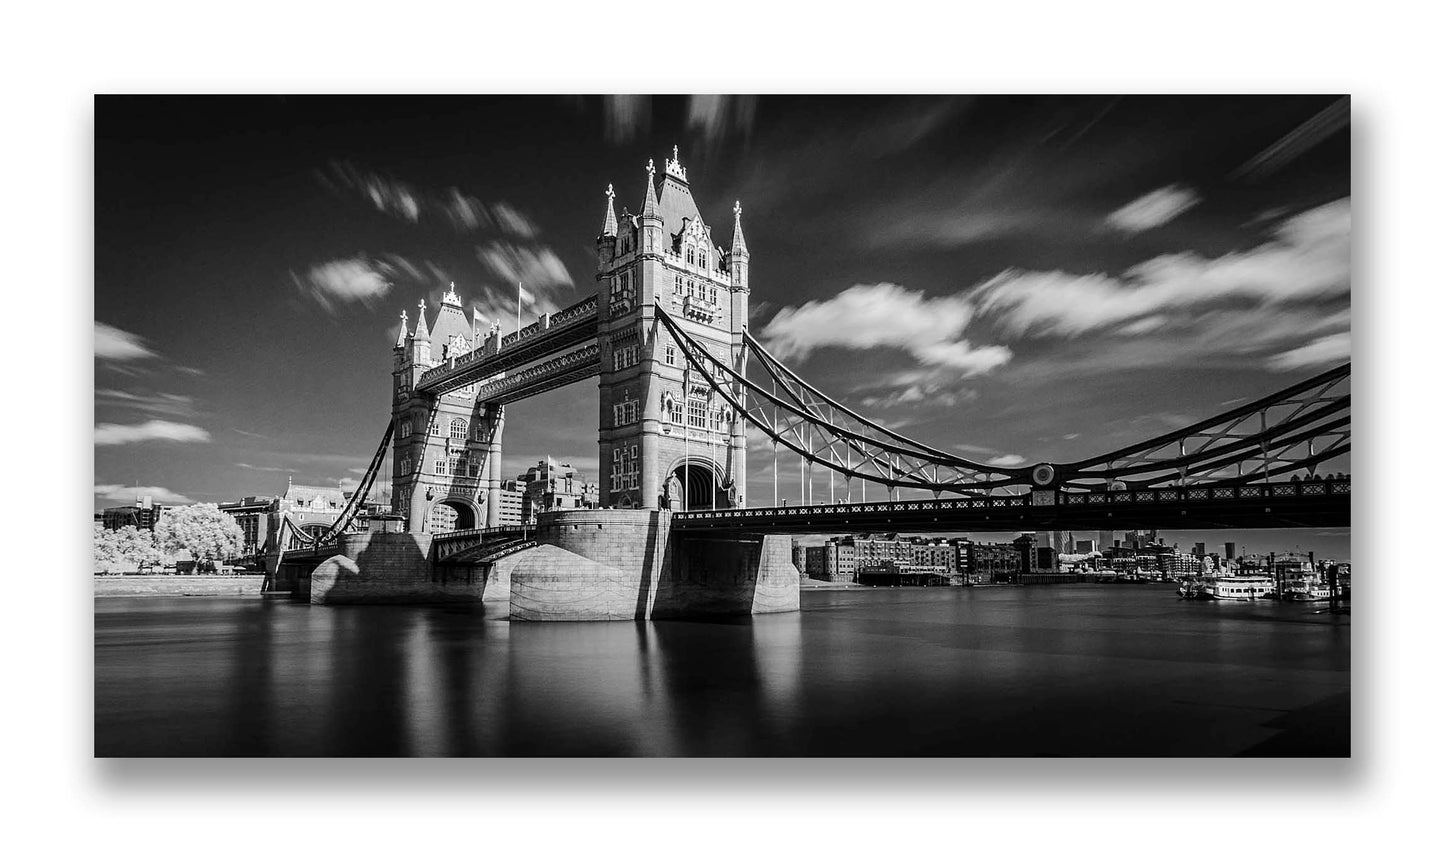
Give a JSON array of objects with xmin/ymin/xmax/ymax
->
[{"xmin": 450, "ymin": 418, "xmax": 467, "ymax": 441}]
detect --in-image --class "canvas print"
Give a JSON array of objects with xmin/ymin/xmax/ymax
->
[{"xmin": 94, "ymin": 95, "xmax": 1350, "ymax": 757}]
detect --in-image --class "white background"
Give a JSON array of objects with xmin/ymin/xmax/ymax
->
[{"xmin": 3, "ymin": 1, "xmax": 1436, "ymax": 849}]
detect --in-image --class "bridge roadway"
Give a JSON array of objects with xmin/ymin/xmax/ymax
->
[
  {"xmin": 417, "ymin": 295, "xmax": 599, "ymax": 396},
  {"xmin": 671, "ymin": 477, "xmax": 1350, "ymax": 535},
  {"xmin": 283, "ymin": 478, "xmax": 1348, "ymax": 562}
]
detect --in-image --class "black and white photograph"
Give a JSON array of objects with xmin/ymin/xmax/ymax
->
[
  {"xmin": 92, "ymin": 94, "xmax": 1352, "ymax": 758},
  {"xmin": 14, "ymin": 1, "xmax": 1445, "ymax": 846}
]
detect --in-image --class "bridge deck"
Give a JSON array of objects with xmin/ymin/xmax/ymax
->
[
  {"xmin": 671, "ymin": 479, "xmax": 1350, "ymax": 534},
  {"xmin": 417, "ymin": 296, "xmax": 598, "ymax": 396}
]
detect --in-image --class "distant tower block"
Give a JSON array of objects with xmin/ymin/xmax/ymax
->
[
  {"xmin": 595, "ymin": 148, "xmax": 750, "ymax": 512},
  {"xmin": 391, "ymin": 287, "xmax": 505, "ymax": 533}
]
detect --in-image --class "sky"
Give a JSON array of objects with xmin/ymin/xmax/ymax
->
[{"xmin": 94, "ymin": 94, "xmax": 1351, "ymax": 557}]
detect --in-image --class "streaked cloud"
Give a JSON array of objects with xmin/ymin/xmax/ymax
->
[
  {"xmin": 95, "ymin": 322, "xmax": 158, "ymax": 361},
  {"xmin": 1232, "ymin": 97, "xmax": 1349, "ymax": 182},
  {"xmin": 475, "ymin": 243, "xmax": 574, "ymax": 314},
  {"xmin": 1104, "ymin": 185, "xmax": 1201, "ymax": 233},
  {"xmin": 761, "ymin": 282, "xmax": 1011, "ymax": 376},
  {"xmin": 95, "ymin": 419, "xmax": 211, "ymax": 447},
  {"xmin": 94, "ymin": 483, "xmax": 196, "ymax": 504},
  {"xmin": 987, "ymin": 454, "xmax": 1026, "ymax": 467},
  {"xmin": 973, "ymin": 199, "xmax": 1350, "ymax": 339},
  {"xmin": 292, "ymin": 256, "xmax": 395, "ymax": 314},
  {"xmin": 1267, "ymin": 331, "xmax": 1351, "ymax": 371},
  {"xmin": 320, "ymin": 160, "xmax": 537, "ymax": 237},
  {"xmin": 95, "ymin": 389, "xmax": 195, "ymax": 418},
  {"xmin": 235, "ymin": 462, "xmax": 298, "ymax": 473},
  {"xmin": 687, "ymin": 95, "xmax": 758, "ymax": 144},
  {"xmin": 603, "ymin": 95, "xmax": 650, "ymax": 143}
]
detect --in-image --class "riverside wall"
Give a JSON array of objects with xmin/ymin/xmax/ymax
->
[{"xmin": 93, "ymin": 575, "xmax": 266, "ymax": 597}]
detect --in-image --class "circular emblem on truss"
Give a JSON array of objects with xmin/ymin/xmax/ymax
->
[{"xmin": 1030, "ymin": 464, "xmax": 1056, "ymax": 487}]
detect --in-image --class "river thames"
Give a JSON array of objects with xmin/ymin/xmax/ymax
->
[{"xmin": 94, "ymin": 585, "xmax": 1349, "ymax": 757}]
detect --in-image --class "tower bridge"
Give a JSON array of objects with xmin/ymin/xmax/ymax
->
[{"xmin": 272, "ymin": 148, "xmax": 1351, "ymax": 620}]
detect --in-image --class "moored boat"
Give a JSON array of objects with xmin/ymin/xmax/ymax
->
[{"xmin": 1198, "ymin": 575, "xmax": 1276, "ymax": 600}]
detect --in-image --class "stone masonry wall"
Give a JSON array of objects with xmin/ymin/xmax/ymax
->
[
  {"xmin": 506, "ymin": 509, "xmax": 800, "ymax": 621},
  {"xmin": 309, "ymin": 531, "xmax": 494, "ymax": 604}
]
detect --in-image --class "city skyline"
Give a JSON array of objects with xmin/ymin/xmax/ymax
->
[{"xmin": 95, "ymin": 95, "xmax": 1350, "ymax": 556}]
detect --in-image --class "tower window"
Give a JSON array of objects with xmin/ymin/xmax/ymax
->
[
  {"xmin": 429, "ymin": 420, "xmax": 440, "ymax": 437},
  {"xmin": 450, "ymin": 418, "xmax": 468, "ymax": 441},
  {"xmin": 434, "ymin": 459, "xmax": 446, "ymax": 475},
  {"xmin": 665, "ymin": 345, "xmax": 676, "ymax": 366}
]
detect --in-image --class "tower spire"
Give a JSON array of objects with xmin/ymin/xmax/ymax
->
[
  {"xmin": 641, "ymin": 159, "xmax": 659, "ymax": 218},
  {"xmin": 731, "ymin": 200, "xmax": 749, "ymax": 255},
  {"xmin": 600, "ymin": 183, "xmax": 618, "ymax": 237},
  {"xmin": 414, "ymin": 298, "xmax": 430, "ymax": 338},
  {"xmin": 395, "ymin": 309, "xmax": 409, "ymax": 347}
]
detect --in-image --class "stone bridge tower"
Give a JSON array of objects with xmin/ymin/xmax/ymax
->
[
  {"xmin": 390, "ymin": 285, "xmax": 506, "ymax": 533},
  {"xmin": 595, "ymin": 148, "xmax": 750, "ymax": 511}
]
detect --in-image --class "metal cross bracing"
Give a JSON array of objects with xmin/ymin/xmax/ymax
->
[{"xmin": 653, "ymin": 304, "xmax": 1350, "ymax": 500}]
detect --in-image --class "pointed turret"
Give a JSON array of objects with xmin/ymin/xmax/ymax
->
[
  {"xmin": 395, "ymin": 309, "xmax": 409, "ymax": 348},
  {"xmin": 641, "ymin": 159, "xmax": 660, "ymax": 220},
  {"xmin": 411, "ymin": 298, "xmax": 432, "ymax": 364},
  {"xmin": 600, "ymin": 183, "xmax": 618, "ymax": 237},
  {"xmin": 731, "ymin": 199, "xmax": 749, "ymax": 256},
  {"xmin": 729, "ymin": 200, "xmax": 750, "ymax": 291}
]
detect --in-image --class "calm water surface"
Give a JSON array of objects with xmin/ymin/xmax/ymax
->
[{"xmin": 95, "ymin": 585, "xmax": 1349, "ymax": 757}]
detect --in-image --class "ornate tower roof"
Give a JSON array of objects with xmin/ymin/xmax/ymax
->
[
  {"xmin": 655, "ymin": 147, "xmax": 707, "ymax": 238},
  {"xmin": 600, "ymin": 183, "xmax": 618, "ymax": 237},
  {"xmin": 413, "ymin": 299, "xmax": 430, "ymax": 339},
  {"xmin": 395, "ymin": 309, "xmax": 410, "ymax": 347}
]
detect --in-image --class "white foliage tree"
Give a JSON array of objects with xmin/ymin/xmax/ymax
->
[
  {"xmin": 154, "ymin": 504, "xmax": 244, "ymax": 566},
  {"xmin": 93, "ymin": 525, "xmax": 167, "ymax": 574}
]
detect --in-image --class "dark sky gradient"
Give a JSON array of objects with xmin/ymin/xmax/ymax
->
[{"xmin": 95, "ymin": 95, "xmax": 1350, "ymax": 558}]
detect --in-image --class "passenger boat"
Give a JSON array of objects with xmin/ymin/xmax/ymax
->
[
  {"xmin": 1198, "ymin": 576, "xmax": 1276, "ymax": 600},
  {"xmin": 1282, "ymin": 577, "xmax": 1333, "ymax": 601}
]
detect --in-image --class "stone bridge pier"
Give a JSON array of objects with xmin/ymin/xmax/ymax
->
[{"xmin": 301, "ymin": 509, "xmax": 800, "ymax": 619}]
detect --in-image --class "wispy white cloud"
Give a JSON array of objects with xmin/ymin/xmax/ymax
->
[
  {"xmin": 603, "ymin": 96, "xmax": 650, "ymax": 143},
  {"xmin": 987, "ymin": 454, "xmax": 1026, "ymax": 467},
  {"xmin": 95, "ymin": 419, "xmax": 211, "ymax": 447},
  {"xmin": 475, "ymin": 243, "xmax": 574, "ymax": 314},
  {"xmin": 761, "ymin": 283, "xmax": 1011, "ymax": 376},
  {"xmin": 235, "ymin": 462, "xmax": 298, "ymax": 473},
  {"xmin": 94, "ymin": 483, "xmax": 195, "ymax": 504},
  {"xmin": 292, "ymin": 256, "xmax": 395, "ymax": 314},
  {"xmin": 95, "ymin": 389, "xmax": 194, "ymax": 418},
  {"xmin": 687, "ymin": 95, "xmax": 758, "ymax": 144},
  {"xmin": 973, "ymin": 199, "xmax": 1350, "ymax": 339},
  {"xmin": 1267, "ymin": 331, "xmax": 1351, "ymax": 371},
  {"xmin": 231, "ymin": 428, "xmax": 268, "ymax": 439},
  {"xmin": 1232, "ymin": 97, "xmax": 1349, "ymax": 181},
  {"xmin": 1104, "ymin": 184, "xmax": 1200, "ymax": 233},
  {"xmin": 320, "ymin": 161, "xmax": 537, "ymax": 237},
  {"xmin": 95, "ymin": 322, "xmax": 158, "ymax": 361}
]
